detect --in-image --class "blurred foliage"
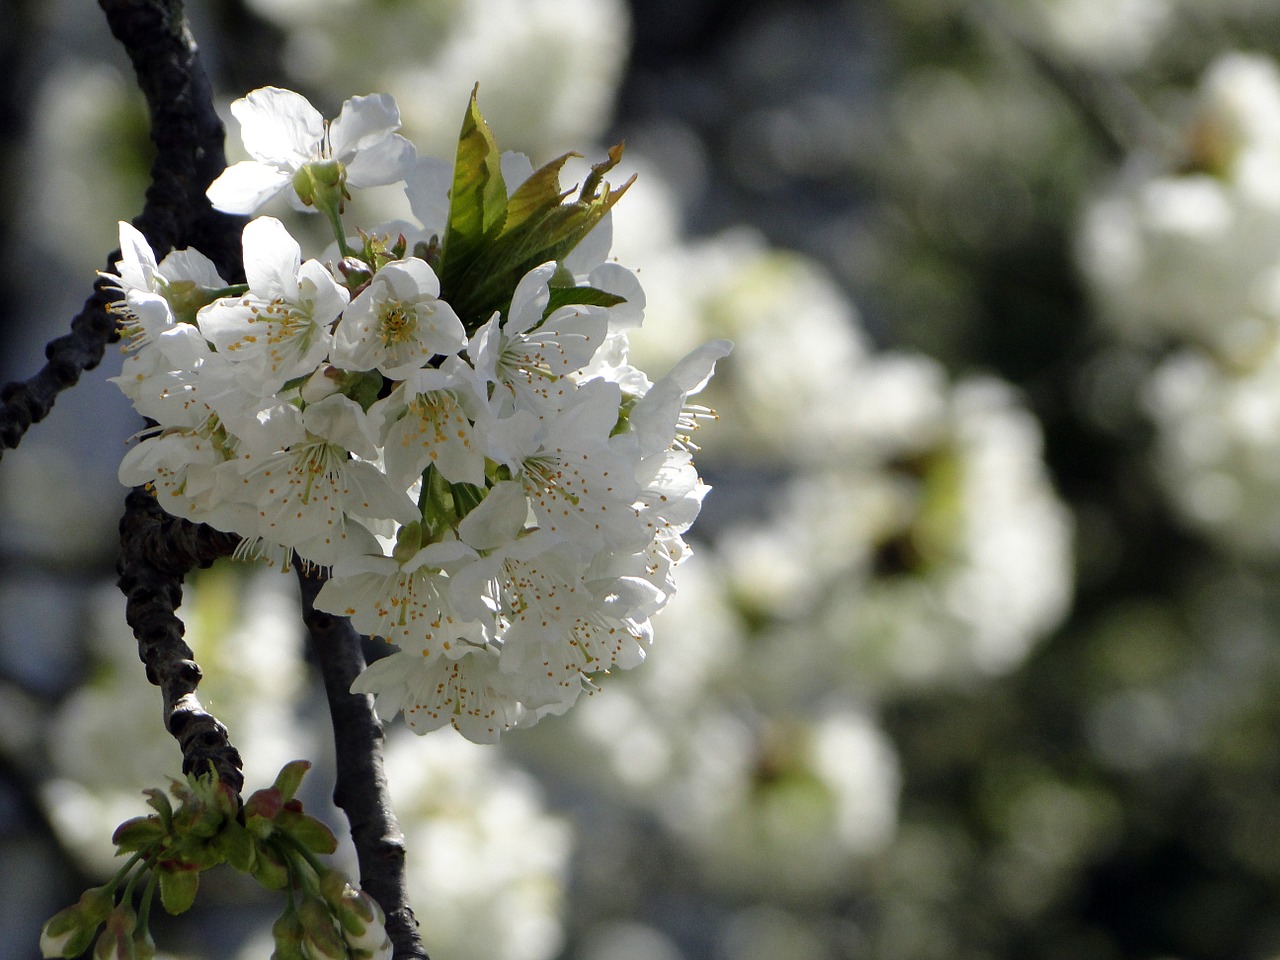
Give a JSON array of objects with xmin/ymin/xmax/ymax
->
[{"xmin": 11, "ymin": 1, "xmax": 1280, "ymax": 960}]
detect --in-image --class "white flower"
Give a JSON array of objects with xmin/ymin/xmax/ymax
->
[
  {"xmin": 450, "ymin": 532, "xmax": 651, "ymax": 713},
  {"xmin": 352, "ymin": 645, "xmax": 523, "ymax": 743},
  {"xmin": 314, "ymin": 539, "xmax": 487, "ymax": 657},
  {"xmin": 232, "ymin": 396, "xmax": 418, "ymax": 565},
  {"xmin": 207, "ymin": 86, "xmax": 415, "ymax": 215},
  {"xmin": 198, "ymin": 217, "xmax": 348, "ymax": 396},
  {"xmin": 106, "ymin": 221, "xmax": 225, "ymax": 303},
  {"xmin": 371, "ymin": 358, "xmax": 489, "ymax": 488},
  {"xmin": 331, "ymin": 257, "xmax": 465, "ymax": 377},
  {"xmin": 510, "ymin": 379, "xmax": 647, "ymax": 560},
  {"xmin": 469, "ymin": 263, "xmax": 611, "ymax": 420}
]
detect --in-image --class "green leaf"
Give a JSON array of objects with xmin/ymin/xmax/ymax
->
[
  {"xmin": 504, "ymin": 152, "xmax": 578, "ymax": 233},
  {"xmin": 213, "ymin": 819, "xmax": 256, "ymax": 873},
  {"xmin": 438, "ymin": 85, "xmax": 508, "ymax": 305},
  {"xmin": 142, "ymin": 787, "xmax": 172, "ymax": 825},
  {"xmin": 435, "ymin": 92, "xmax": 634, "ymax": 331},
  {"xmin": 543, "ymin": 285, "xmax": 626, "ymax": 318},
  {"xmin": 271, "ymin": 760, "xmax": 312, "ymax": 804},
  {"xmin": 276, "ymin": 807, "xmax": 338, "ymax": 855},
  {"xmin": 158, "ymin": 864, "xmax": 200, "ymax": 915}
]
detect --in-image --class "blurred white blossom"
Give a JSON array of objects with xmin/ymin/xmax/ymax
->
[
  {"xmin": 1080, "ymin": 53, "xmax": 1280, "ymax": 360},
  {"xmin": 382, "ymin": 732, "xmax": 571, "ymax": 960}
]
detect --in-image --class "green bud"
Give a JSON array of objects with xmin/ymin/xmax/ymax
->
[
  {"xmin": 271, "ymin": 909, "xmax": 307, "ymax": 960},
  {"xmin": 213, "ymin": 817, "xmax": 257, "ymax": 872},
  {"xmin": 338, "ymin": 257, "xmax": 373, "ymax": 290},
  {"xmin": 92, "ymin": 905, "xmax": 138, "ymax": 960},
  {"xmin": 244, "ymin": 785, "xmax": 284, "ymax": 832},
  {"xmin": 160, "ymin": 279, "xmax": 236, "ymax": 326},
  {"xmin": 392, "ymin": 522, "xmax": 423, "ymax": 564},
  {"xmin": 251, "ymin": 838, "xmax": 291, "ymax": 890},
  {"xmin": 111, "ymin": 816, "xmax": 166, "ymax": 853},
  {"xmin": 39, "ymin": 885, "xmax": 111, "ymax": 959},
  {"xmin": 271, "ymin": 760, "xmax": 312, "ymax": 804},
  {"xmin": 298, "ymin": 896, "xmax": 349, "ymax": 960},
  {"xmin": 275, "ymin": 805, "xmax": 338, "ymax": 856}
]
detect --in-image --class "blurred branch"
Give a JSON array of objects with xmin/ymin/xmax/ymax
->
[
  {"xmin": 117, "ymin": 487, "xmax": 244, "ymax": 794},
  {"xmin": 296, "ymin": 563, "xmax": 430, "ymax": 960},
  {"xmin": 966, "ymin": 0, "xmax": 1170, "ymax": 162},
  {"xmin": 0, "ymin": 0, "xmax": 244, "ymax": 460}
]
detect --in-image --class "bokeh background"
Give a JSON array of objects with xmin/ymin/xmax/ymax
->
[{"xmin": 6, "ymin": 0, "xmax": 1280, "ymax": 958}]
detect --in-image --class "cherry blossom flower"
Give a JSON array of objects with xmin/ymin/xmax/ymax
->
[
  {"xmin": 330, "ymin": 257, "xmax": 465, "ymax": 378},
  {"xmin": 199, "ymin": 217, "xmax": 348, "ymax": 396},
  {"xmin": 207, "ymin": 87, "xmax": 415, "ymax": 215}
]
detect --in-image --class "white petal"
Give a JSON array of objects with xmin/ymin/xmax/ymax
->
[
  {"xmin": 302, "ymin": 394, "xmax": 380, "ymax": 460},
  {"xmin": 405, "ymin": 157, "xmax": 453, "ymax": 236},
  {"xmin": 328, "ymin": 93, "xmax": 402, "ymax": 157},
  {"xmin": 231, "ymin": 87, "xmax": 322, "ymax": 166},
  {"xmin": 115, "ymin": 221, "xmax": 159, "ymax": 292},
  {"xmin": 500, "ymin": 151, "xmax": 535, "ymax": 194},
  {"xmin": 242, "ymin": 217, "xmax": 302, "ymax": 297},
  {"xmin": 506, "ymin": 262, "xmax": 557, "ymax": 334},
  {"xmin": 346, "ymin": 135, "xmax": 417, "ymax": 189},
  {"xmin": 379, "ymin": 257, "xmax": 440, "ymax": 300},
  {"xmin": 458, "ymin": 480, "xmax": 530, "ymax": 550},
  {"xmin": 206, "ymin": 161, "xmax": 291, "ymax": 215},
  {"xmin": 565, "ymin": 210, "xmax": 613, "ymax": 276}
]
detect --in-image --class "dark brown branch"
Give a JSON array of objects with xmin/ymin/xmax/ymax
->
[
  {"xmin": 0, "ymin": 0, "xmax": 245, "ymax": 460},
  {"xmin": 99, "ymin": 0, "xmax": 247, "ymax": 277},
  {"xmin": 117, "ymin": 487, "xmax": 244, "ymax": 794},
  {"xmin": 296, "ymin": 563, "xmax": 431, "ymax": 960}
]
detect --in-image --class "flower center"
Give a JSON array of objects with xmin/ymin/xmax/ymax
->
[{"xmin": 379, "ymin": 303, "xmax": 417, "ymax": 346}]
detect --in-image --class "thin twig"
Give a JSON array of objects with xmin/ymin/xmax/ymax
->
[
  {"xmin": 965, "ymin": 0, "xmax": 1171, "ymax": 161},
  {"xmin": 296, "ymin": 562, "xmax": 431, "ymax": 960}
]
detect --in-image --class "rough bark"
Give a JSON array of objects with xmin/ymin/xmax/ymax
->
[
  {"xmin": 0, "ymin": 0, "xmax": 245, "ymax": 459},
  {"xmin": 117, "ymin": 487, "xmax": 244, "ymax": 793}
]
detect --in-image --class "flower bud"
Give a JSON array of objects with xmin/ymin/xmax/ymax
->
[
  {"xmin": 40, "ymin": 885, "xmax": 114, "ymax": 958},
  {"xmin": 297, "ymin": 896, "xmax": 349, "ymax": 960},
  {"xmin": 301, "ymin": 367, "xmax": 346, "ymax": 405},
  {"xmin": 316, "ymin": 869, "xmax": 389, "ymax": 954},
  {"xmin": 271, "ymin": 909, "xmax": 307, "ymax": 960},
  {"xmin": 92, "ymin": 905, "xmax": 138, "ymax": 960},
  {"xmin": 132, "ymin": 924, "xmax": 157, "ymax": 960}
]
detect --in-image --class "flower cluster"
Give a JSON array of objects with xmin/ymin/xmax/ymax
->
[
  {"xmin": 1079, "ymin": 53, "xmax": 1280, "ymax": 554},
  {"xmin": 40, "ymin": 762, "xmax": 390, "ymax": 960},
  {"xmin": 108, "ymin": 86, "xmax": 727, "ymax": 742}
]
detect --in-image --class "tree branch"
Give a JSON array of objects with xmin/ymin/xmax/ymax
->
[
  {"xmin": 117, "ymin": 487, "xmax": 244, "ymax": 794},
  {"xmin": 0, "ymin": 0, "xmax": 245, "ymax": 460},
  {"xmin": 295, "ymin": 563, "xmax": 431, "ymax": 960},
  {"xmin": 99, "ymin": 0, "xmax": 247, "ymax": 277}
]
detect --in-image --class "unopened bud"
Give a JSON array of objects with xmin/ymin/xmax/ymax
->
[
  {"xmin": 271, "ymin": 909, "xmax": 306, "ymax": 960},
  {"xmin": 301, "ymin": 367, "xmax": 346, "ymax": 405},
  {"xmin": 298, "ymin": 896, "xmax": 349, "ymax": 960},
  {"xmin": 40, "ymin": 886, "xmax": 114, "ymax": 958},
  {"xmin": 92, "ymin": 906, "xmax": 138, "ymax": 960}
]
